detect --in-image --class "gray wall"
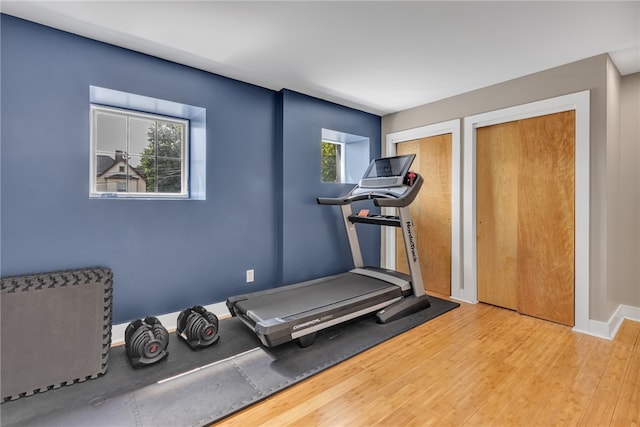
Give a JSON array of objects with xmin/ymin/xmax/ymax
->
[
  {"xmin": 382, "ymin": 54, "xmax": 639, "ymax": 322},
  {"xmin": 614, "ymin": 72, "xmax": 640, "ymax": 308}
]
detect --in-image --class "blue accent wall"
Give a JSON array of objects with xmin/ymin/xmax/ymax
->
[
  {"xmin": 0, "ymin": 15, "xmax": 381, "ymax": 323},
  {"xmin": 280, "ymin": 90, "xmax": 381, "ymax": 285}
]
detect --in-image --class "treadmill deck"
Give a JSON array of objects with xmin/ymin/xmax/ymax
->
[{"xmin": 234, "ymin": 271, "xmax": 402, "ymax": 322}]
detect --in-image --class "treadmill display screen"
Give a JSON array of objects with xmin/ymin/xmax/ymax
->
[{"xmin": 362, "ymin": 154, "xmax": 415, "ymax": 178}]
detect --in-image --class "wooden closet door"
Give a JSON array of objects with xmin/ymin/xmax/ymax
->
[
  {"xmin": 396, "ymin": 134, "xmax": 452, "ymax": 295},
  {"xmin": 476, "ymin": 123, "xmax": 519, "ymax": 310},
  {"xmin": 517, "ymin": 111, "xmax": 575, "ymax": 325},
  {"xmin": 476, "ymin": 111, "xmax": 575, "ymax": 326}
]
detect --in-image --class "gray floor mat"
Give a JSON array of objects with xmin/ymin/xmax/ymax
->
[
  {"xmin": 0, "ymin": 296, "xmax": 459, "ymax": 427},
  {"xmin": 1, "ymin": 268, "xmax": 112, "ymax": 402}
]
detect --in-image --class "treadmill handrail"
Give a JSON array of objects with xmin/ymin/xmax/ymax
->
[
  {"xmin": 375, "ymin": 174, "xmax": 422, "ymax": 207},
  {"xmin": 317, "ymin": 192, "xmax": 394, "ymax": 206},
  {"xmin": 316, "ymin": 174, "xmax": 423, "ymax": 208},
  {"xmin": 316, "ymin": 194, "xmax": 356, "ymax": 205}
]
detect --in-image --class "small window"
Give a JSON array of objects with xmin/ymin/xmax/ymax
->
[
  {"xmin": 321, "ymin": 129, "xmax": 370, "ymax": 184},
  {"xmin": 90, "ymin": 105, "xmax": 189, "ymax": 198},
  {"xmin": 321, "ymin": 140, "xmax": 344, "ymax": 183}
]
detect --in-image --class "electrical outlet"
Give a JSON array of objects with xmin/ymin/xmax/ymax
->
[{"xmin": 246, "ymin": 269, "xmax": 254, "ymax": 283}]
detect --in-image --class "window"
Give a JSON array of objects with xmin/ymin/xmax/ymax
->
[
  {"xmin": 90, "ymin": 105, "xmax": 189, "ymax": 198},
  {"xmin": 89, "ymin": 85, "xmax": 206, "ymax": 200},
  {"xmin": 320, "ymin": 129, "xmax": 370, "ymax": 184},
  {"xmin": 321, "ymin": 140, "xmax": 344, "ymax": 183}
]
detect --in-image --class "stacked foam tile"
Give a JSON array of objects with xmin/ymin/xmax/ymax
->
[{"xmin": 1, "ymin": 267, "xmax": 113, "ymax": 402}]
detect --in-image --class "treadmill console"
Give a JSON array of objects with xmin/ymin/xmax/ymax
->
[
  {"xmin": 317, "ymin": 154, "xmax": 421, "ymax": 208},
  {"xmin": 352, "ymin": 154, "xmax": 415, "ymax": 197},
  {"xmin": 358, "ymin": 154, "xmax": 415, "ymax": 189}
]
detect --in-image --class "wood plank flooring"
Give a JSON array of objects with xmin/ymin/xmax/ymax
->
[{"xmin": 215, "ymin": 297, "xmax": 640, "ymax": 426}]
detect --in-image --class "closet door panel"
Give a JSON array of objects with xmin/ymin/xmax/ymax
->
[
  {"xmin": 476, "ymin": 123, "xmax": 519, "ymax": 310},
  {"xmin": 516, "ymin": 111, "xmax": 575, "ymax": 326},
  {"xmin": 475, "ymin": 111, "xmax": 575, "ymax": 325}
]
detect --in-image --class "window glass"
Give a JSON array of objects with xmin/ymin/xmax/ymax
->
[
  {"xmin": 129, "ymin": 117, "xmax": 156, "ymax": 156},
  {"xmin": 321, "ymin": 141, "xmax": 342, "ymax": 183},
  {"xmin": 95, "ymin": 112, "xmax": 126, "ymax": 154},
  {"xmin": 91, "ymin": 105, "xmax": 188, "ymax": 198}
]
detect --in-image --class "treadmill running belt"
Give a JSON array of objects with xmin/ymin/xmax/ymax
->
[{"xmin": 235, "ymin": 272, "xmax": 401, "ymax": 321}]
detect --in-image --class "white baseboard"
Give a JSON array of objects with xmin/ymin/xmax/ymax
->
[
  {"xmin": 574, "ymin": 304, "xmax": 640, "ymax": 340},
  {"xmin": 449, "ymin": 295, "xmax": 477, "ymax": 305},
  {"xmin": 111, "ymin": 301, "xmax": 231, "ymax": 346},
  {"xmin": 449, "ymin": 297, "xmax": 640, "ymax": 341}
]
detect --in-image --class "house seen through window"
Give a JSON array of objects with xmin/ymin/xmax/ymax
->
[{"xmin": 91, "ymin": 105, "xmax": 189, "ymax": 198}]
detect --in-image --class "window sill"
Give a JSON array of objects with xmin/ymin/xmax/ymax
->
[{"xmin": 90, "ymin": 192, "xmax": 191, "ymax": 200}]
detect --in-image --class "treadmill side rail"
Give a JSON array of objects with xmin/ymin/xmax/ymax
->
[{"xmin": 289, "ymin": 298, "xmax": 402, "ymax": 339}]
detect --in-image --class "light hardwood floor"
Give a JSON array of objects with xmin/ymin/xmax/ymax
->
[{"xmin": 215, "ymin": 297, "xmax": 639, "ymax": 426}]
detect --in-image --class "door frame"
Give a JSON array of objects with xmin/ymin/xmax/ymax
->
[
  {"xmin": 385, "ymin": 119, "xmax": 462, "ymax": 299},
  {"xmin": 463, "ymin": 91, "xmax": 590, "ymax": 333}
]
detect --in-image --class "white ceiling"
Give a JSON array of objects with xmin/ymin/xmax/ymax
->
[{"xmin": 2, "ymin": 1, "xmax": 639, "ymax": 116}]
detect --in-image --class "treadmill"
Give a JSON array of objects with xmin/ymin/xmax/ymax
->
[{"xmin": 226, "ymin": 154, "xmax": 431, "ymax": 347}]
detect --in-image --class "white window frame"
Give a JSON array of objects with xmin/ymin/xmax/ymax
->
[{"xmin": 90, "ymin": 105, "xmax": 190, "ymax": 199}]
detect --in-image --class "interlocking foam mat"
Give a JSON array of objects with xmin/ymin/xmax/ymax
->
[
  {"xmin": 1, "ymin": 268, "xmax": 112, "ymax": 402},
  {"xmin": 1, "ymin": 296, "xmax": 459, "ymax": 427}
]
